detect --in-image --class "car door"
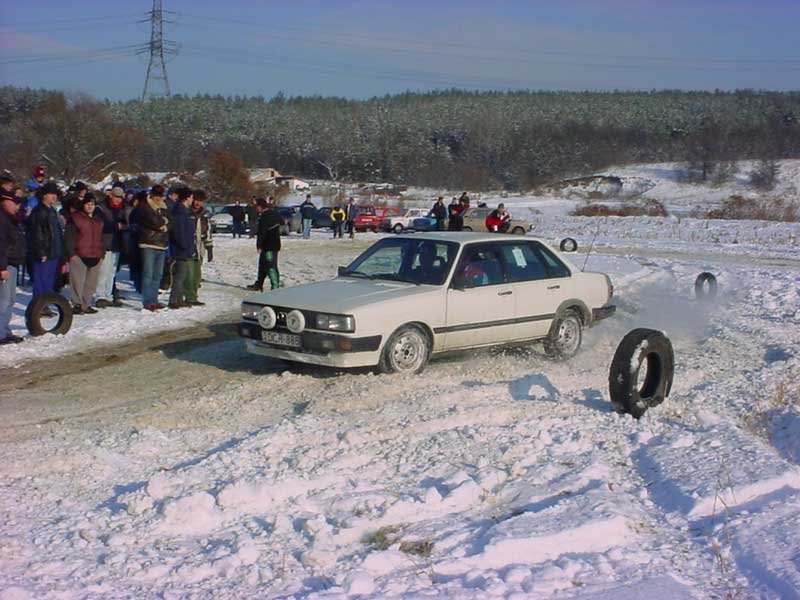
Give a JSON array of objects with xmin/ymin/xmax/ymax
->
[
  {"xmin": 444, "ymin": 243, "xmax": 516, "ymax": 350},
  {"xmin": 499, "ymin": 241, "xmax": 571, "ymax": 339}
]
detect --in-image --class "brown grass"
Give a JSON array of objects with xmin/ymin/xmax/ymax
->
[
  {"xmin": 691, "ymin": 195, "xmax": 798, "ymax": 222},
  {"xmin": 570, "ymin": 198, "xmax": 667, "ymax": 217}
]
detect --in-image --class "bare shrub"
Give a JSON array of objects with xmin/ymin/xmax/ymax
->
[
  {"xmin": 570, "ymin": 198, "xmax": 667, "ymax": 217},
  {"xmin": 204, "ymin": 150, "xmax": 254, "ymax": 203},
  {"xmin": 698, "ymin": 195, "xmax": 798, "ymax": 222}
]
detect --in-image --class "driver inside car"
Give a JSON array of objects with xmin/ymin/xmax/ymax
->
[{"xmin": 410, "ymin": 243, "xmax": 445, "ymax": 284}]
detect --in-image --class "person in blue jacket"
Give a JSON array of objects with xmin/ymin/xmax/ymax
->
[
  {"xmin": 24, "ymin": 165, "xmax": 46, "ymax": 214},
  {"xmin": 168, "ymin": 188, "xmax": 195, "ymax": 308}
]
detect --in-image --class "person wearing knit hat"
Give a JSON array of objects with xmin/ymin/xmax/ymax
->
[{"xmin": 94, "ymin": 184, "xmax": 127, "ymax": 308}]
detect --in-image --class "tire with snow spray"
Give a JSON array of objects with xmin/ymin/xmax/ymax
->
[
  {"xmin": 694, "ymin": 272, "xmax": 717, "ymax": 301},
  {"xmin": 25, "ymin": 292, "xmax": 73, "ymax": 337},
  {"xmin": 559, "ymin": 237, "xmax": 578, "ymax": 252},
  {"xmin": 609, "ymin": 328, "xmax": 674, "ymax": 419}
]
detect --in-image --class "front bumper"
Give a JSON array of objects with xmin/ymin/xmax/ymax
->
[
  {"xmin": 592, "ymin": 304, "xmax": 616, "ymax": 323},
  {"xmin": 238, "ymin": 322, "xmax": 382, "ymax": 368}
]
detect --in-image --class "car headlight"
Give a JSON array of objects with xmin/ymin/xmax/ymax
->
[
  {"xmin": 242, "ymin": 302, "xmax": 261, "ymax": 321},
  {"xmin": 315, "ymin": 313, "xmax": 355, "ymax": 333}
]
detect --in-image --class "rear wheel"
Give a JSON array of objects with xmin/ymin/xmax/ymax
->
[
  {"xmin": 543, "ymin": 309, "xmax": 582, "ymax": 360},
  {"xmin": 379, "ymin": 324, "xmax": 431, "ymax": 374},
  {"xmin": 462, "ymin": 226, "xmax": 473, "ymax": 232},
  {"xmin": 512, "ymin": 226, "xmax": 525, "ymax": 235},
  {"xmin": 393, "ymin": 223, "xmax": 404, "ymax": 233}
]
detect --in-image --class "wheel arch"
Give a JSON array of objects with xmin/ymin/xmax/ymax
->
[{"xmin": 555, "ymin": 299, "xmax": 590, "ymax": 326}]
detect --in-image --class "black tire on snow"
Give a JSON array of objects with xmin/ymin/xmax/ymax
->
[
  {"xmin": 559, "ymin": 238, "xmax": 578, "ymax": 252},
  {"xmin": 25, "ymin": 292, "xmax": 73, "ymax": 337},
  {"xmin": 694, "ymin": 272, "xmax": 717, "ymax": 301},
  {"xmin": 512, "ymin": 226, "xmax": 526, "ymax": 235},
  {"xmin": 608, "ymin": 328, "xmax": 674, "ymax": 419}
]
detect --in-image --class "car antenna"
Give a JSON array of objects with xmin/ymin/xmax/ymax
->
[{"xmin": 581, "ymin": 222, "xmax": 601, "ymax": 272}]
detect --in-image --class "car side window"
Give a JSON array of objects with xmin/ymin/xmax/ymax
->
[
  {"xmin": 453, "ymin": 244, "xmax": 506, "ymax": 289},
  {"xmin": 533, "ymin": 243, "xmax": 571, "ymax": 278},
  {"xmin": 500, "ymin": 243, "xmax": 549, "ymax": 282}
]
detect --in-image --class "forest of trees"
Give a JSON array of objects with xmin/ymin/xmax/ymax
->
[{"xmin": 1, "ymin": 86, "xmax": 798, "ymax": 190}]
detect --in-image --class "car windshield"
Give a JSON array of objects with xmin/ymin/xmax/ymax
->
[{"xmin": 343, "ymin": 238, "xmax": 459, "ymax": 285}]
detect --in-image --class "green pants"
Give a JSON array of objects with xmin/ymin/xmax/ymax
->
[
  {"xmin": 257, "ymin": 250, "xmax": 280, "ymax": 290},
  {"xmin": 184, "ymin": 259, "xmax": 201, "ymax": 302}
]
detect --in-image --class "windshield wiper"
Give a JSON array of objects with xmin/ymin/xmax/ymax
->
[{"xmin": 343, "ymin": 270, "xmax": 375, "ymax": 279}]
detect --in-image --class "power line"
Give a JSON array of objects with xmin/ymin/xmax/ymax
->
[
  {"xmin": 0, "ymin": 45, "xmax": 141, "ymax": 65},
  {"xmin": 176, "ymin": 11, "xmax": 800, "ymax": 67}
]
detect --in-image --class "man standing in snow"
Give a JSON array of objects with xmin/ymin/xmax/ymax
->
[
  {"xmin": 299, "ymin": 194, "xmax": 316, "ymax": 239},
  {"xmin": 230, "ymin": 199, "xmax": 247, "ymax": 238},
  {"xmin": 183, "ymin": 190, "xmax": 211, "ymax": 307},
  {"xmin": 168, "ymin": 188, "xmax": 195, "ymax": 309},
  {"xmin": 0, "ymin": 188, "xmax": 26, "ymax": 344},
  {"xmin": 24, "ymin": 165, "xmax": 46, "ymax": 215},
  {"xmin": 247, "ymin": 197, "xmax": 281, "ymax": 291},
  {"xmin": 330, "ymin": 204, "xmax": 346, "ymax": 238},
  {"xmin": 448, "ymin": 197, "xmax": 465, "ymax": 231},
  {"xmin": 138, "ymin": 185, "xmax": 170, "ymax": 311},
  {"xmin": 94, "ymin": 186, "xmax": 126, "ymax": 308},
  {"xmin": 26, "ymin": 181, "xmax": 63, "ymax": 300},
  {"xmin": 344, "ymin": 197, "xmax": 358, "ymax": 239},
  {"xmin": 430, "ymin": 196, "xmax": 447, "ymax": 231}
]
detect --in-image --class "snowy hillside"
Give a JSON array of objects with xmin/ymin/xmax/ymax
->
[{"xmin": 0, "ymin": 163, "xmax": 799, "ymax": 599}]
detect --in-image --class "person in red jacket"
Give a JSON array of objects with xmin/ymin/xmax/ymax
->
[
  {"xmin": 64, "ymin": 195, "xmax": 105, "ymax": 314},
  {"xmin": 485, "ymin": 203, "xmax": 511, "ymax": 233}
]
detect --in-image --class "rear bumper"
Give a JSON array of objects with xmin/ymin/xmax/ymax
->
[
  {"xmin": 592, "ymin": 305, "xmax": 616, "ymax": 323},
  {"xmin": 239, "ymin": 322, "xmax": 382, "ymax": 368}
]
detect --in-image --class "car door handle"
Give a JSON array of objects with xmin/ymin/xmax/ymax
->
[
  {"xmin": 547, "ymin": 285, "xmax": 560, "ymax": 290},
  {"xmin": 497, "ymin": 290, "xmax": 513, "ymax": 296}
]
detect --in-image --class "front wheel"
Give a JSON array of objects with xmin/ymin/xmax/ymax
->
[
  {"xmin": 512, "ymin": 226, "xmax": 525, "ymax": 235},
  {"xmin": 543, "ymin": 309, "xmax": 582, "ymax": 360},
  {"xmin": 379, "ymin": 324, "xmax": 431, "ymax": 374},
  {"xmin": 462, "ymin": 226, "xmax": 473, "ymax": 232}
]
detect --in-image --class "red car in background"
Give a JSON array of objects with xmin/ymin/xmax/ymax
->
[{"xmin": 354, "ymin": 206, "xmax": 402, "ymax": 232}]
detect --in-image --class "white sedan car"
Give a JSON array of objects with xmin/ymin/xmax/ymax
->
[
  {"xmin": 239, "ymin": 232, "xmax": 615, "ymax": 373},
  {"xmin": 380, "ymin": 207, "xmax": 431, "ymax": 232}
]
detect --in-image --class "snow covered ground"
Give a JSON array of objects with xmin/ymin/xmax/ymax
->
[{"xmin": 1, "ymin": 166, "xmax": 799, "ymax": 599}]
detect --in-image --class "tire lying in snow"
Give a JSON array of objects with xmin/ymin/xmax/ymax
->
[
  {"xmin": 25, "ymin": 292, "xmax": 73, "ymax": 337},
  {"xmin": 694, "ymin": 272, "xmax": 717, "ymax": 301},
  {"xmin": 609, "ymin": 328, "xmax": 674, "ymax": 418},
  {"xmin": 559, "ymin": 237, "xmax": 578, "ymax": 252}
]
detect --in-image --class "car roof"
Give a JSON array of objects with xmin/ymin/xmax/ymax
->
[{"xmin": 399, "ymin": 231, "xmax": 540, "ymax": 244}]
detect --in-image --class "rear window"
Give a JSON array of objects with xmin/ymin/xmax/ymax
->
[{"xmin": 534, "ymin": 243, "xmax": 571, "ymax": 278}]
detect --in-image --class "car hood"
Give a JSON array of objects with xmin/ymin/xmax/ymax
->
[
  {"xmin": 211, "ymin": 213, "xmax": 232, "ymax": 221},
  {"xmin": 245, "ymin": 277, "xmax": 439, "ymax": 313}
]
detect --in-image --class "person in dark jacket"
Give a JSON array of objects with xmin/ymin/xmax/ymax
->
[
  {"xmin": 138, "ymin": 185, "xmax": 170, "ymax": 311},
  {"xmin": 247, "ymin": 197, "xmax": 282, "ymax": 291},
  {"xmin": 26, "ymin": 181, "xmax": 63, "ymax": 299},
  {"xmin": 64, "ymin": 195, "xmax": 105, "ymax": 314},
  {"xmin": 430, "ymin": 196, "xmax": 447, "ymax": 231},
  {"xmin": 299, "ymin": 194, "xmax": 316, "ymax": 239},
  {"xmin": 168, "ymin": 188, "xmax": 195, "ymax": 308},
  {"xmin": 344, "ymin": 197, "xmax": 358, "ymax": 239},
  {"xmin": 448, "ymin": 197, "xmax": 465, "ymax": 231},
  {"xmin": 127, "ymin": 191, "xmax": 146, "ymax": 293},
  {"xmin": 183, "ymin": 190, "xmax": 210, "ymax": 306},
  {"xmin": 230, "ymin": 199, "xmax": 247, "ymax": 238},
  {"xmin": 0, "ymin": 189, "xmax": 27, "ymax": 344},
  {"xmin": 246, "ymin": 196, "xmax": 258, "ymax": 238},
  {"xmin": 94, "ymin": 186, "xmax": 126, "ymax": 307}
]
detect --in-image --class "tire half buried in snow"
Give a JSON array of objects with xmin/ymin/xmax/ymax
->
[
  {"xmin": 25, "ymin": 292, "xmax": 73, "ymax": 337},
  {"xmin": 609, "ymin": 328, "xmax": 674, "ymax": 418},
  {"xmin": 694, "ymin": 272, "xmax": 717, "ymax": 300}
]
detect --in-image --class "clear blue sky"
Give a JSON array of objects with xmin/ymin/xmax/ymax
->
[{"xmin": 1, "ymin": 0, "xmax": 798, "ymax": 101}]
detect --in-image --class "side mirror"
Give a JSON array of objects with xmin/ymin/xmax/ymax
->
[{"xmin": 337, "ymin": 266, "xmax": 347, "ymax": 276}]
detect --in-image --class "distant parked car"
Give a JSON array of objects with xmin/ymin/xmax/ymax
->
[
  {"xmin": 355, "ymin": 206, "xmax": 402, "ymax": 232},
  {"xmin": 290, "ymin": 206, "xmax": 334, "ymax": 233},
  {"xmin": 381, "ymin": 207, "xmax": 431, "ymax": 233},
  {"xmin": 209, "ymin": 205, "xmax": 239, "ymax": 234},
  {"xmin": 461, "ymin": 207, "xmax": 535, "ymax": 235},
  {"xmin": 277, "ymin": 206, "xmax": 295, "ymax": 236},
  {"xmin": 410, "ymin": 216, "xmax": 439, "ymax": 232}
]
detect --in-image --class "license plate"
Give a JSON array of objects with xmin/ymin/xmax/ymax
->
[{"xmin": 262, "ymin": 331, "xmax": 301, "ymax": 348}]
